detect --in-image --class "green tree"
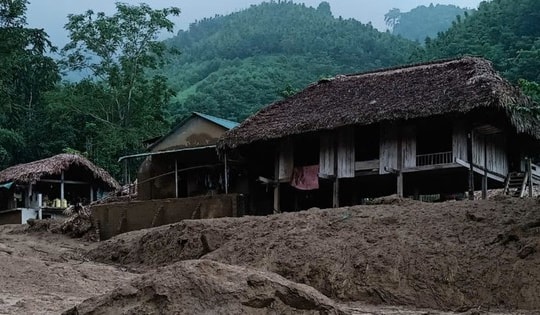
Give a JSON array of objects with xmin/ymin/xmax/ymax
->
[
  {"xmin": 389, "ymin": 4, "xmax": 471, "ymax": 43},
  {"xmin": 60, "ymin": 2, "xmax": 180, "ymax": 177},
  {"xmin": 0, "ymin": 0, "xmax": 59, "ymax": 168}
]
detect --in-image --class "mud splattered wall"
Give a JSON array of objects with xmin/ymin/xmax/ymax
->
[{"xmin": 151, "ymin": 116, "xmax": 228, "ymax": 152}]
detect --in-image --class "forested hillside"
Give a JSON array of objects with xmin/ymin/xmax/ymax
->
[
  {"xmin": 384, "ymin": 4, "xmax": 471, "ymax": 42},
  {"xmin": 163, "ymin": 1, "xmax": 418, "ymax": 122},
  {"xmin": 421, "ymin": 0, "xmax": 540, "ymax": 82},
  {"xmin": 1, "ymin": 0, "xmax": 539, "ymax": 178}
]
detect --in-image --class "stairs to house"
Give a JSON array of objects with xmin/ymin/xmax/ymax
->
[
  {"xmin": 504, "ymin": 172, "xmax": 527, "ymax": 197},
  {"xmin": 504, "ymin": 160, "xmax": 540, "ymax": 198}
]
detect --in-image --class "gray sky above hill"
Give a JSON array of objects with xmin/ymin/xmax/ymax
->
[{"xmin": 27, "ymin": 0, "xmax": 483, "ymax": 48}]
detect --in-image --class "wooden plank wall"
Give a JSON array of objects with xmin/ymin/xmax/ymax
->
[
  {"xmin": 402, "ymin": 125, "xmax": 416, "ymax": 168},
  {"xmin": 473, "ymin": 132, "xmax": 508, "ymax": 175},
  {"xmin": 486, "ymin": 133, "xmax": 508, "ymax": 175},
  {"xmin": 319, "ymin": 133, "xmax": 335, "ymax": 177},
  {"xmin": 278, "ymin": 139, "xmax": 294, "ymax": 181},
  {"xmin": 452, "ymin": 120, "xmax": 468, "ymax": 161},
  {"xmin": 379, "ymin": 123, "xmax": 398, "ymax": 174},
  {"xmin": 337, "ymin": 127, "xmax": 355, "ymax": 178},
  {"xmin": 472, "ymin": 132, "xmax": 485, "ymax": 168}
]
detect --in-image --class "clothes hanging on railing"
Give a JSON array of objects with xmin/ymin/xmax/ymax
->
[{"xmin": 290, "ymin": 165, "xmax": 319, "ymax": 190}]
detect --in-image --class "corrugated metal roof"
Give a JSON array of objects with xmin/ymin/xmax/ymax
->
[{"xmin": 193, "ymin": 112, "xmax": 239, "ymax": 130}]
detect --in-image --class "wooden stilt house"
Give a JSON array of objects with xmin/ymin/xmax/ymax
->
[{"xmin": 218, "ymin": 57, "xmax": 540, "ymax": 214}]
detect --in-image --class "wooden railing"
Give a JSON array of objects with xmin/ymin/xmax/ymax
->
[{"xmin": 416, "ymin": 151, "xmax": 453, "ymax": 166}]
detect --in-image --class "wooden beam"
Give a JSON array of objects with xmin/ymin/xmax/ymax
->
[
  {"xmin": 397, "ymin": 124, "xmax": 403, "ymax": 198},
  {"xmin": 397, "ymin": 172, "xmax": 404, "ymax": 198},
  {"xmin": 175, "ymin": 159, "xmax": 178, "ymax": 198},
  {"xmin": 467, "ymin": 131, "xmax": 474, "ymax": 200},
  {"xmin": 39, "ymin": 179, "xmax": 90, "ymax": 185},
  {"xmin": 60, "ymin": 171, "xmax": 65, "ymax": 201},
  {"xmin": 333, "ymin": 132, "xmax": 339, "ymax": 208},
  {"xmin": 333, "ymin": 178, "xmax": 339, "ymax": 208},
  {"xmin": 401, "ymin": 163, "xmax": 462, "ymax": 173},
  {"xmin": 224, "ymin": 152, "xmax": 229, "ymax": 194},
  {"xmin": 274, "ymin": 149, "xmax": 281, "ymax": 214},
  {"xmin": 482, "ymin": 135, "xmax": 488, "ymax": 200},
  {"xmin": 455, "ymin": 158, "xmax": 506, "ymax": 182},
  {"xmin": 527, "ymin": 158, "xmax": 533, "ymax": 197},
  {"xmin": 123, "ymin": 159, "xmax": 128, "ymax": 185}
]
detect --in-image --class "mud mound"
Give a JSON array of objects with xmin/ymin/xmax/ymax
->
[
  {"xmin": 62, "ymin": 259, "xmax": 347, "ymax": 315},
  {"xmin": 88, "ymin": 198, "xmax": 540, "ymax": 311}
]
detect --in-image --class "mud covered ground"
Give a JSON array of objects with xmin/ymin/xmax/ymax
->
[{"xmin": 1, "ymin": 196, "xmax": 539, "ymax": 314}]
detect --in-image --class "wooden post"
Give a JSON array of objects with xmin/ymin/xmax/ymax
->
[
  {"xmin": 175, "ymin": 159, "xmax": 178, "ymax": 198},
  {"xmin": 90, "ymin": 185, "xmax": 94, "ymax": 203},
  {"xmin": 60, "ymin": 171, "xmax": 65, "ymax": 201},
  {"xmin": 482, "ymin": 135, "xmax": 488, "ymax": 200},
  {"xmin": 224, "ymin": 152, "xmax": 229, "ymax": 194},
  {"xmin": 528, "ymin": 158, "xmax": 533, "ymax": 197},
  {"xmin": 333, "ymin": 133, "xmax": 339, "ymax": 208},
  {"xmin": 332, "ymin": 177, "xmax": 339, "ymax": 208},
  {"xmin": 396, "ymin": 124, "xmax": 404, "ymax": 198},
  {"xmin": 123, "ymin": 159, "xmax": 128, "ymax": 185},
  {"xmin": 274, "ymin": 149, "xmax": 281, "ymax": 213},
  {"xmin": 467, "ymin": 131, "xmax": 474, "ymax": 200}
]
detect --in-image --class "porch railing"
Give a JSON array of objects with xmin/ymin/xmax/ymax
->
[{"xmin": 416, "ymin": 151, "xmax": 453, "ymax": 167}]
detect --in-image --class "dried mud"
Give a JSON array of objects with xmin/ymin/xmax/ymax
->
[{"xmin": 1, "ymin": 196, "xmax": 539, "ymax": 314}]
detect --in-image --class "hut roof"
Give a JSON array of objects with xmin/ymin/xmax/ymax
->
[
  {"xmin": 0, "ymin": 154, "xmax": 120, "ymax": 190},
  {"xmin": 218, "ymin": 57, "xmax": 539, "ymax": 150}
]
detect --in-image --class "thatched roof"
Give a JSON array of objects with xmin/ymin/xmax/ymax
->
[
  {"xmin": 219, "ymin": 57, "xmax": 539, "ymax": 150},
  {"xmin": 0, "ymin": 154, "xmax": 120, "ymax": 190}
]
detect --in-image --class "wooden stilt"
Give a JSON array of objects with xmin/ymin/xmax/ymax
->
[
  {"xmin": 467, "ymin": 131, "xmax": 474, "ymax": 200},
  {"xmin": 175, "ymin": 159, "xmax": 178, "ymax": 198},
  {"xmin": 332, "ymin": 177, "xmax": 339, "ymax": 208},
  {"xmin": 123, "ymin": 160, "xmax": 128, "ymax": 185},
  {"xmin": 397, "ymin": 172, "xmax": 404, "ymax": 198},
  {"xmin": 527, "ymin": 158, "xmax": 533, "ymax": 197},
  {"xmin": 60, "ymin": 171, "xmax": 65, "ymax": 201},
  {"xmin": 224, "ymin": 152, "xmax": 229, "ymax": 194},
  {"xmin": 397, "ymin": 124, "xmax": 404, "ymax": 198},
  {"xmin": 274, "ymin": 150, "xmax": 281, "ymax": 213},
  {"xmin": 482, "ymin": 136, "xmax": 488, "ymax": 200}
]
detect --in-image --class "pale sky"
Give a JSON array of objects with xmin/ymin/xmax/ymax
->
[{"xmin": 26, "ymin": 0, "xmax": 484, "ymax": 48}]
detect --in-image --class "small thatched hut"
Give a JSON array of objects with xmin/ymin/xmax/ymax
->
[
  {"xmin": 0, "ymin": 154, "xmax": 120, "ymax": 224},
  {"xmin": 218, "ymin": 57, "xmax": 540, "ymax": 214}
]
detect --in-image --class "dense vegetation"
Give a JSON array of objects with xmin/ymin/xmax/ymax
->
[
  {"xmin": 0, "ymin": 0, "xmax": 538, "ymax": 179},
  {"xmin": 384, "ymin": 4, "xmax": 471, "ymax": 42},
  {"xmin": 421, "ymin": 0, "xmax": 540, "ymax": 82},
  {"xmin": 164, "ymin": 1, "xmax": 418, "ymax": 122}
]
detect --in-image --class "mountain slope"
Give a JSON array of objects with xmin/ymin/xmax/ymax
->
[
  {"xmin": 421, "ymin": 0, "xmax": 540, "ymax": 82},
  {"xmin": 163, "ymin": 1, "xmax": 418, "ymax": 122}
]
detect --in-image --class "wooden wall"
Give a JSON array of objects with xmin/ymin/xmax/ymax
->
[
  {"xmin": 452, "ymin": 120, "xmax": 468, "ymax": 161},
  {"xmin": 379, "ymin": 123, "xmax": 399, "ymax": 174},
  {"xmin": 402, "ymin": 125, "xmax": 416, "ymax": 168},
  {"xmin": 472, "ymin": 131, "xmax": 508, "ymax": 176},
  {"xmin": 337, "ymin": 128, "xmax": 355, "ymax": 178},
  {"xmin": 319, "ymin": 133, "xmax": 334, "ymax": 177}
]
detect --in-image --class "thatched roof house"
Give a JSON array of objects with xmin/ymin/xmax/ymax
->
[
  {"xmin": 216, "ymin": 57, "xmax": 540, "ymax": 214},
  {"xmin": 218, "ymin": 57, "xmax": 539, "ymax": 151},
  {"xmin": 0, "ymin": 154, "xmax": 119, "ymax": 190}
]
